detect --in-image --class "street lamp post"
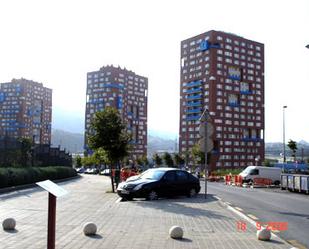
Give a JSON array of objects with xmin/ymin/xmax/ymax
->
[{"xmin": 283, "ymin": 106, "xmax": 287, "ymax": 163}]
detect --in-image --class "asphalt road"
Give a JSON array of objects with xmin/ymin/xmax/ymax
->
[{"xmin": 205, "ymin": 182, "xmax": 309, "ymax": 249}]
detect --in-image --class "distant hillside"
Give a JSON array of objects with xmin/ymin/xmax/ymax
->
[
  {"xmin": 265, "ymin": 141, "xmax": 309, "ymax": 158},
  {"xmin": 51, "ymin": 128, "xmax": 309, "ymax": 159},
  {"xmin": 51, "ymin": 129, "xmax": 84, "ymax": 153},
  {"xmin": 51, "ymin": 129, "xmax": 176, "ymax": 155},
  {"xmin": 147, "ymin": 135, "xmax": 177, "ymax": 156}
]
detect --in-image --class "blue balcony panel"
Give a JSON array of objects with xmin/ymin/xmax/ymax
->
[
  {"xmin": 186, "ymin": 108, "xmax": 203, "ymax": 114},
  {"xmin": 228, "ymin": 102, "xmax": 240, "ymax": 107},
  {"xmin": 186, "ymin": 94, "xmax": 202, "ymax": 100},
  {"xmin": 242, "ymin": 137, "xmax": 263, "ymax": 142},
  {"xmin": 186, "ymin": 101, "xmax": 202, "ymax": 107},
  {"xmin": 186, "ymin": 88, "xmax": 202, "ymax": 94},
  {"xmin": 240, "ymin": 90, "xmax": 252, "ymax": 95},
  {"xmin": 229, "ymin": 75, "xmax": 241, "ymax": 81},
  {"xmin": 186, "ymin": 80, "xmax": 202, "ymax": 88},
  {"xmin": 186, "ymin": 115, "xmax": 201, "ymax": 121}
]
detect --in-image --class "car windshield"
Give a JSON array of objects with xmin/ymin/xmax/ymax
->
[
  {"xmin": 241, "ymin": 167, "xmax": 253, "ymax": 174},
  {"xmin": 139, "ymin": 170, "xmax": 166, "ymax": 180}
]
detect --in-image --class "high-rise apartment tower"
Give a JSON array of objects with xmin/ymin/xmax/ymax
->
[
  {"xmin": 0, "ymin": 78, "xmax": 52, "ymax": 144},
  {"xmin": 85, "ymin": 65, "xmax": 148, "ymax": 160},
  {"xmin": 179, "ymin": 30, "xmax": 264, "ymax": 171}
]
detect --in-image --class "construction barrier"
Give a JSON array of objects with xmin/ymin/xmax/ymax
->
[
  {"xmin": 225, "ymin": 175, "xmax": 274, "ymax": 188},
  {"xmin": 225, "ymin": 175, "xmax": 232, "ymax": 185},
  {"xmin": 225, "ymin": 175, "xmax": 241, "ymax": 186},
  {"xmin": 235, "ymin": 175, "xmax": 243, "ymax": 186},
  {"xmin": 253, "ymin": 178, "xmax": 272, "ymax": 187},
  {"xmin": 120, "ymin": 168, "xmax": 138, "ymax": 182}
]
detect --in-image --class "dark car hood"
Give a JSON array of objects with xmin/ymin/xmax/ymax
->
[{"xmin": 126, "ymin": 178, "xmax": 157, "ymax": 185}]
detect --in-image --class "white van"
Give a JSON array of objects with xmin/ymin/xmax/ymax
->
[{"xmin": 239, "ymin": 166, "xmax": 281, "ymax": 185}]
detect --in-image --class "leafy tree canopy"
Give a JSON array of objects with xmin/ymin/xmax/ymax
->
[
  {"xmin": 88, "ymin": 107, "xmax": 131, "ymax": 164},
  {"xmin": 163, "ymin": 152, "xmax": 174, "ymax": 167},
  {"xmin": 152, "ymin": 153, "xmax": 162, "ymax": 166}
]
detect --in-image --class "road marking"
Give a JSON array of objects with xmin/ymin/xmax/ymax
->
[
  {"xmin": 115, "ymin": 198, "xmax": 122, "ymax": 203},
  {"xmin": 225, "ymin": 201, "xmax": 231, "ymax": 205},
  {"xmin": 234, "ymin": 207, "xmax": 243, "ymax": 212},
  {"xmin": 247, "ymin": 214, "xmax": 258, "ymax": 220},
  {"xmin": 214, "ymin": 196, "xmax": 222, "ymax": 200},
  {"xmin": 217, "ymin": 200, "xmax": 289, "ymax": 246},
  {"xmin": 287, "ymin": 240, "xmax": 308, "ymax": 249}
]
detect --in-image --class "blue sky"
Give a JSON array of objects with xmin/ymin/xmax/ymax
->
[{"xmin": 0, "ymin": 0, "xmax": 308, "ymax": 141}]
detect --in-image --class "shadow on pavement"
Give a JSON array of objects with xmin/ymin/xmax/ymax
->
[
  {"xmin": 278, "ymin": 211, "xmax": 309, "ymax": 219},
  {"xmin": 265, "ymin": 239, "xmax": 285, "ymax": 245},
  {"xmin": 172, "ymin": 238, "xmax": 192, "ymax": 243},
  {"xmin": 0, "ymin": 176, "xmax": 81, "ymax": 201},
  {"xmin": 132, "ymin": 194, "xmax": 231, "ymax": 220},
  {"xmin": 0, "ymin": 187, "xmax": 43, "ymax": 200},
  {"xmin": 3, "ymin": 229, "xmax": 18, "ymax": 234},
  {"xmin": 86, "ymin": 234, "xmax": 103, "ymax": 239}
]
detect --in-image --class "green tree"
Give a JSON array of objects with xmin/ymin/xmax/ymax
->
[
  {"xmin": 81, "ymin": 155, "xmax": 96, "ymax": 167},
  {"xmin": 287, "ymin": 139, "xmax": 297, "ymax": 162},
  {"xmin": 88, "ymin": 107, "xmax": 131, "ymax": 192},
  {"xmin": 191, "ymin": 144, "xmax": 205, "ymax": 165},
  {"xmin": 18, "ymin": 137, "xmax": 33, "ymax": 167},
  {"xmin": 141, "ymin": 156, "xmax": 149, "ymax": 166},
  {"xmin": 136, "ymin": 157, "xmax": 143, "ymax": 166},
  {"xmin": 152, "ymin": 153, "xmax": 162, "ymax": 167},
  {"xmin": 173, "ymin": 153, "xmax": 185, "ymax": 168},
  {"xmin": 163, "ymin": 152, "xmax": 174, "ymax": 167},
  {"xmin": 74, "ymin": 155, "xmax": 82, "ymax": 168},
  {"xmin": 136, "ymin": 155, "xmax": 149, "ymax": 167},
  {"xmin": 93, "ymin": 148, "xmax": 108, "ymax": 167}
]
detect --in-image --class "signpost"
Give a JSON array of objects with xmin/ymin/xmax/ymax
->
[
  {"xmin": 199, "ymin": 109, "xmax": 214, "ymax": 199},
  {"xmin": 36, "ymin": 180, "xmax": 68, "ymax": 249}
]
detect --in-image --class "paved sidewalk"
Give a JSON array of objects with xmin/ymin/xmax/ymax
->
[{"xmin": 0, "ymin": 175, "xmax": 293, "ymax": 249}]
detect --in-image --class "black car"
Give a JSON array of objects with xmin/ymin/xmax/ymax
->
[{"xmin": 117, "ymin": 168, "xmax": 201, "ymax": 200}]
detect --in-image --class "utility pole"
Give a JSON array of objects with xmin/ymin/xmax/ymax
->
[
  {"xmin": 198, "ymin": 108, "xmax": 214, "ymax": 199},
  {"xmin": 283, "ymin": 106, "xmax": 287, "ymax": 163}
]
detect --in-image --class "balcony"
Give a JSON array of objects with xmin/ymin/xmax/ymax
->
[
  {"xmin": 186, "ymin": 80, "xmax": 202, "ymax": 88},
  {"xmin": 229, "ymin": 75, "xmax": 241, "ymax": 81},
  {"xmin": 185, "ymin": 87, "xmax": 202, "ymax": 94},
  {"xmin": 240, "ymin": 90, "xmax": 252, "ymax": 95},
  {"xmin": 186, "ymin": 115, "xmax": 201, "ymax": 121},
  {"xmin": 186, "ymin": 108, "xmax": 202, "ymax": 114},
  {"xmin": 186, "ymin": 94, "xmax": 202, "ymax": 100},
  {"xmin": 186, "ymin": 101, "xmax": 202, "ymax": 107},
  {"xmin": 242, "ymin": 137, "xmax": 263, "ymax": 142},
  {"xmin": 228, "ymin": 102, "xmax": 240, "ymax": 107},
  {"xmin": 103, "ymin": 83, "xmax": 124, "ymax": 89}
]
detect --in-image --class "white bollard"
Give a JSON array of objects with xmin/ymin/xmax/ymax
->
[
  {"xmin": 257, "ymin": 228, "xmax": 271, "ymax": 241},
  {"xmin": 83, "ymin": 222, "xmax": 97, "ymax": 236},
  {"xmin": 169, "ymin": 226, "xmax": 183, "ymax": 239},
  {"xmin": 2, "ymin": 218, "xmax": 16, "ymax": 230}
]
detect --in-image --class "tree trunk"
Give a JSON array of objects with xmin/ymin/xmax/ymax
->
[{"xmin": 110, "ymin": 165, "xmax": 115, "ymax": 193}]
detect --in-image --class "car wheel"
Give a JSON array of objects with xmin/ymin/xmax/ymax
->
[
  {"xmin": 147, "ymin": 190, "xmax": 158, "ymax": 200},
  {"xmin": 188, "ymin": 188, "xmax": 197, "ymax": 198},
  {"xmin": 274, "ymin": 180, "xmax": 280, "ymax": 186}
]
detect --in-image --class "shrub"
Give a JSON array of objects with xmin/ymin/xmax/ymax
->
[{"xmin": 0, "ymin": 166, "xmax": 77, "ymax": 188}]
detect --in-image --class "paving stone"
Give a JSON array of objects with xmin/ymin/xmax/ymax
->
[{"xmin": 0, "ymin": 175, "xmax": 291, "ymax": 249}]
